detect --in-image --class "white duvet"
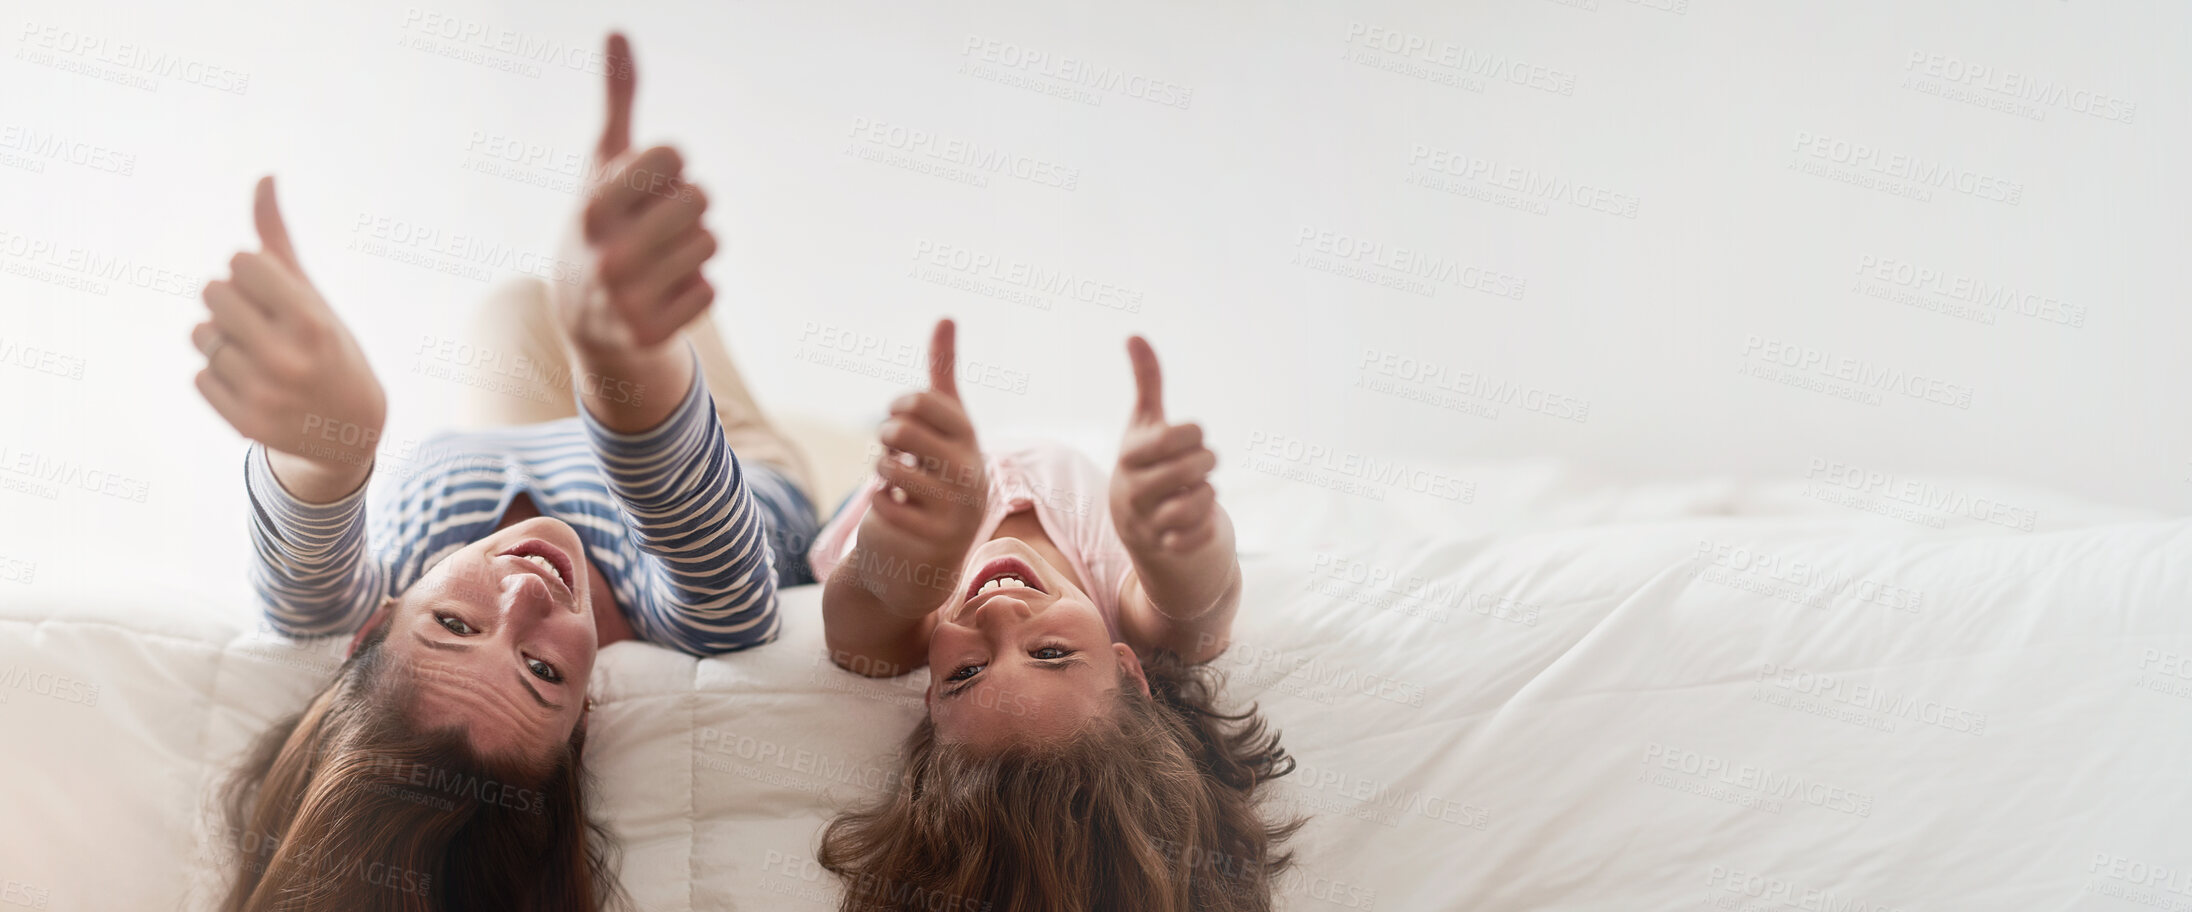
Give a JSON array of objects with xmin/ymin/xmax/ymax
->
[{"xmin": 4, "ymin": 462, "xmax": 2187, "ymax": 911}]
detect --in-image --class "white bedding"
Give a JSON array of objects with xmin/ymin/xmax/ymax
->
[{"xmin": 4, "ymin": 464, "xmax": 2187, "ymax": 911}]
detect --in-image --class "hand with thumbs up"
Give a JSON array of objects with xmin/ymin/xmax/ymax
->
[
  {"xmin": 850, "ymin": 319, "xmax": 991, "ymax": 616},
  {"xmin": 554, "ymin": 32, "xmax": 715, "ymax": 433},
  {"xmin": 1108, "ymin": 335, "xmax": 1241, "ymax": 638},
  {"xmin": 191, "ymin": 177, "xmax": 387, "ymax": 504},
  {"xmin": 1109, "ymin": 336, "xmax": 1222, "ymax": 555}
]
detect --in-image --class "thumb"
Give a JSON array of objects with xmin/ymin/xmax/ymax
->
[
  {"xmin": 1125, "ymin": 335, "xmax": 1164, "ymax": 426},
  {"xmin": 253, "ymin": 176, "xmax": 301, "ymax": 273},
  {"xmin": 927, "ymin": 318, "xmax": 960, "ymax": 400},
  {"xmin": 597, "ymin": 32, "xmax": 636, "ymax": 163}
]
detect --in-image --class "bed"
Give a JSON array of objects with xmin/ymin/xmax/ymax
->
[{"xmin": 3, "ymin": 460, "xmax": 2186, "ymax": 911}]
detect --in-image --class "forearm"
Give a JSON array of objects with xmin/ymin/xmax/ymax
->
[
  {"xmin": 1127, "ymin": 506, "xmax": 1242, "ymax": 624},
  {"xmin": 246, "ymin": 445, "xmax": 384, "ymax": 636},
  {"xmin": 569, "ymin": 339, "xmax": 693, "ymax": 434},
  {"xmin": 820, "ymin": 559, "xmax": 937, "ymax": 677},
  {"xmin": 582, "ymin": 352, "xmax": 782, "ymax": 653},
  {"xmin": 265, "ymin": 449, "xmax": 372, "ymax": 505},
  {"xmin": 838, "ymin": 512, "xmax": 970, "ymax": 619}
]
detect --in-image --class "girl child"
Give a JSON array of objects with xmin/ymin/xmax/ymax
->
[{"xmin": 811, "ymin": 319, "xmax": 1302, "ymax": 912}]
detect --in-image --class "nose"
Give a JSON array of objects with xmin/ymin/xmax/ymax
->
[
  {"xmin": 970, "ymin": 592, "xmax": 1035, "ymax": 631},
  {"xmin": 500, "ymin": 571, "xmax": 568, "ymax": 629}
]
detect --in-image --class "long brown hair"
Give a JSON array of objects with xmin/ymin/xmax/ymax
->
[
  {"xmin": 219, "ymin": 623, "xmax": 623, "ymax": 911},
  {"xmin": 818, "ymin": 650, "xmax": 1303, "ymax": 912}
]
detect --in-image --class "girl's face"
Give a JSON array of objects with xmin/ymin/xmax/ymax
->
[
  {"xmin": 926, "ymin": 537, "xmax": 1149, "ymax": 750},
  {"xmin": 364, "ymin": 516, "xmax": 600, "ymax": 764}
]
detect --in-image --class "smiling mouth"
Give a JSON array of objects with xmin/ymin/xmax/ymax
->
[
  {"xmin": 966, "ymin": 556, "xmax": 1043, "ymax": 600},
  {"xmin": 955, "ymin": 556, "xmax": 1044, "ymax": 620},
  {"xmin": 501, "ymin": 539, "xmax": 575, "ymax": 594}
]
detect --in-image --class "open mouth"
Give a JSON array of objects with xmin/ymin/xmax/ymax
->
[
  {"xmin": 966, "ymin": 556, "xmax": 1043, "ymax": 600},
  {"xmin": 501, "ymin": 538, "xmax": 575, "ymax": 594}
]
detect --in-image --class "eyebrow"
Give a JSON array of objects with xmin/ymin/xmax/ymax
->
[
  {"xmin": 414, "ymin": 632, "xmax": 475, "ymax": 653},
  {"xmin": 412, "ymin": 632, "xmax": 562, "ymax": 711},
  {"xmin": 515, "ymin": 670, "xmax": 563, "ymax": 711}
]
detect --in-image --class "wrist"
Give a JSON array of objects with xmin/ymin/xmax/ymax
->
[
  {"xmin": 852, "ymin": 531, "xmax": 970, "ymax": 619},
  {"xmin": 1122, "ymin": 517, "xmax": 1238, "ymax": 617},
  {"xmin": 568, "ymin": 338, "xmax": 689, "ymax": 433},
  {"xmin": 264, "ymin": 447, "xmax": 374, "ymax": 506},
  {"xmin": 567, "ymin": 335, "xmax": 681, "ymax": 383},
  {"xmin": 870, "ymin": 557, "xmax": 963, "ymax": 619}
]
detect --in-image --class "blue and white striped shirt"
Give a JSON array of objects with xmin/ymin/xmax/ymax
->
[{"xmin": 244, "ymin": 366, "xmax": 818, "ymax": 656}]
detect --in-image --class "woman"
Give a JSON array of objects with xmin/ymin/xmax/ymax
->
[
  {"xmin": 811, "ymin": 320, "xmax": 1303, "ymax": 912},
  {"xmin": 205, "ymin": 35, "xmax": 816, "ymax": 910}
]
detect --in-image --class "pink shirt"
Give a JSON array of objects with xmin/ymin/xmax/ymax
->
[{"xmin": 807, "ymin": 442, "xmax": 1133, "ymax": 641}]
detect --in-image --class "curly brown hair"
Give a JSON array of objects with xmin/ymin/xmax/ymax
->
[
  {"xmin": 818, "ymin": 650, "xmax": 1303, "ymax": 912},
  {"xmin": 218, "ymin": 623, "xmax": 623, "ymax": 912}
]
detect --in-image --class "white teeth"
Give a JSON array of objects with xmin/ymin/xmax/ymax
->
[
  {"xmin": 977, "ymin": 574, "xmax": 1028, "ymax": 594},
  {"xmin": 519, "ymin": 553, "xmax": 562, "ymax": 585}
]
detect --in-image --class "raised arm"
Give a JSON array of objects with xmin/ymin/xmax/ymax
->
[
  {"xmin": 191, "ymin": 178, "xmax": 391, "ymax": 634},
  {"xmin": 821, "ymin": 319, "xmax": 991, "ymax": 676},
  {"xmin": 555, "ymin": 32, "xmax": 712, "ymax": 434},
  {"xmin": 555, "ymin": 34, "xmax": 780, "ymax": 655},
  {"xmin": 1108, "ymin": 336, "xmax": 1241, "ymax": 662}
]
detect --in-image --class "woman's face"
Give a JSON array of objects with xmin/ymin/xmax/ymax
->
[
  {"xmin": 370, "ymin": 516, "xmax": 599, "ymax": 764},
  {"xmin": 926, "ymin": 537, "xmax": 1148, "ymax": 750}
]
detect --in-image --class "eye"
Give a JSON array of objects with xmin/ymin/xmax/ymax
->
[
  {"xmin": 526, "ymin": 657, "xmax": 562, "ymax": 684},
  {"xmin": 437, "ymin": 615, "xmax": 477, "ymax": 636},
  {"xmin": 1032, "ymin": 646, "xmax": 1070, "ymax": 661},
  {"xmin": 947, "ymin": 663, "xmax": 985, "ymax": 681}
]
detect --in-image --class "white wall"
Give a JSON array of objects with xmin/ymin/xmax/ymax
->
[{"xmin": 0, "ymin": 0, "xmax": 2184, "ymax": 610}]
